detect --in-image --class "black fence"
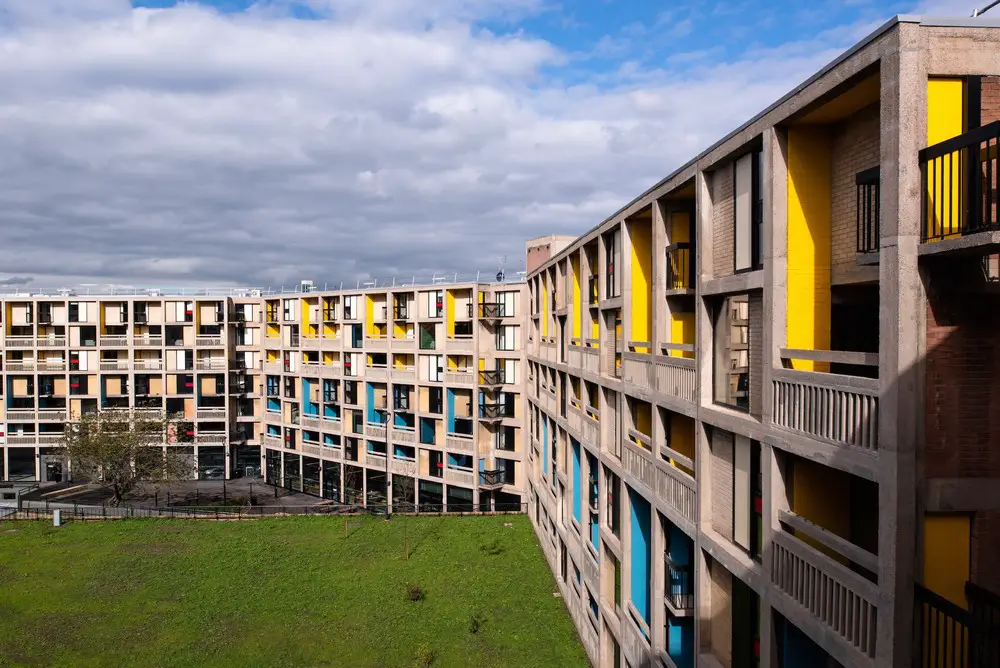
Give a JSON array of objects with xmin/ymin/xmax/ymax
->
[
  {"xmin": 920, "ymin": 120, "xmax": 1000, "ymax": 242},
  {"xmin": 915, "ymin": 582, "xmax": 1000, "ymax": 668},
  {"xmin": 856, "ymin": 166, "xmax": 880, "ymax": 253},
  {"xmin": 665, "ymin": 242, "xmax": 692, "ymax": 290},
  {"xmin": 1, "ymin": 502, "xmax": 530, "ymax": 523}
]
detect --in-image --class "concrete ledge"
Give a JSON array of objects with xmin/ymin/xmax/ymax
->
[
  {"xmin": 700, "ymin": 270, "xmax": 764, "ymax": 296},
  {"xmin": 918, "ymin": 230, "xmax": 1000, "ymax": 256},
  {"xmin": 925, "ymin": 478, "xmax": 1000, "ymax": 511}
]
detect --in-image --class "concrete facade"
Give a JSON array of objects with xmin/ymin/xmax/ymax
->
[{"xmin": 524, "ymin": 16, "xmax": 1000, "ymax": 668}]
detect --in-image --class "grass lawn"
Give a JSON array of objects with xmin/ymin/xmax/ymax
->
[{"xmin": 0, "ymin": 514, "xmax": 588, "ymax": 668}]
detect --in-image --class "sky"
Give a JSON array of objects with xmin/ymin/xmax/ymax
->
[{"xmin": 0, "ymin": 0, "xmax": 982, "ymax": 290}]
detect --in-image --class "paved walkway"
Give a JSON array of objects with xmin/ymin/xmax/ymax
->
[{"xmin": 30, "ymin": 478, "xmax": 323, "ymax": 508}]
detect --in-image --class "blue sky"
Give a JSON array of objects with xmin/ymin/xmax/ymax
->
[{"xmin": 0, "ymin": 0, "xmax": 976, "ymax": 288}]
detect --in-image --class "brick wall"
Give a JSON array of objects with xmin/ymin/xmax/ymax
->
[
  {"xmin": 711, "ymin": 428, "xmax": 735, "ymax": 541},
  {"xmin": 713, "ymin": 165, "xmax": 735, "ymax": 279},
  {"xmin": 709, "ymin": 559, "xmax": 733, "ymax": 668},
  {"xmin": 924, "ymin": 286, "xmax": 1000, "ymax": 480},
  {"xmin": 981, "ymin": 75, "xmax": 1000, "ymax": 125},
  {"xmin": 972, "ymin": 511, "xmax": 1000, "ymax": 593},
  {"xmin": 830, "ymin": 103, "xmax": 880, "ymax": 269},
  {"xmin": 749, "ymin": 292, "xmax": 763, "ymax": 417}
]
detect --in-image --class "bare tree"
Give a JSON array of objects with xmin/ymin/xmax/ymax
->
[{"xmin": 61, "ymin": 410, "xmax": 190, "ymax": 506}]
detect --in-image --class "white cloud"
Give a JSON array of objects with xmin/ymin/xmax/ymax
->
[{"xmin": 0, "ymin": 0, "xmax": 947, "ymax": 289}]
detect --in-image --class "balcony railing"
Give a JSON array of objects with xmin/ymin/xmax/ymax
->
[
  {"xmin": 772, "ymin": 349, "xmax": 879, "ymax": 451},
  {"xmin": 195, "ymin": 336, "xmax": 223, "ymax": 347},
  {"xmin": 664, "ymin": 556, "xmax": 694, "ymax": 614},
  {"xmin": 134, "ymin": 336, "xmax": 163, "ymax": 348},
  {"xmin": 444, "ymin": 370, "xmax": 474, "ymax": 386},
  {"xmin": 479, "ymin": 369, "xmax": 504, "ymax": 386},
  {"xmin": 665, "ymin": 242, "xmax": 692, "ymax": 290},
  {"xmin": 856, "ymin": 166, "xmax": 880, "ymax": 254},
  {"xmin": 99, "ymin": 335, "xmax": 128, "ymax": 347},
  {"xmin": 474, "ymin": 302, "xmax": 507, "ymax": 319},
  {"xmin": 921, "ymin": 120, "xmax": 1000, "ymax": 242},
  {"xmin": 479, "ymin": 468, "xmax": 506, "ymax": 488},
  {"xmin": 479, "ymin": 403, "xmax": 510, "ymax": 420}
]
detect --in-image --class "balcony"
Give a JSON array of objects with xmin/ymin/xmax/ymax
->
[
  {"xmin": 365, "ymin": 452, "xmax": 387, "ymax": 468},
  {"xmin": 195, "ymin": 336, "xmax": 224, "ymax": 347},
  {"xmin": 479, "ymin": 468, "xmax": 506, "ymax": 489},
  {"xmin": 38, "ymin": 409, "xmax": 67, "ymax": 422},
  {"xmin": 263, "ymin": 362, "xmax": 282, "ymax": 374},
  {"xmin": 196, "ymin": 409, "xmax": 227, "ymax": 421},
  {"xmin": 856, "ymin": 167, "xmax": 880, "ymax": 256},
  {"xmin": 393, "ymin": 304, "xmax": 409, "ymax": 321},
  {"xmin": 391, "ymin": 425, "xmax": 416, "ymax": 444},
  {"xmin": 445, "ymin": 433, "xmax": 475, "ymax": 453},
  {"xmin": 479, "ymin": 369, "xmax": 504, "ymax": 387},
  {"xmin": 391, "ymin": 366, "xmax": 416, "ymax": 383},
  {"xmin": 581, "ymin": 345, "xmax": 600, "ymax": 374},
  {"xmin": 133, "ymin": 359, "xmax": 163, "ymax": 371},
  {"xmin": 444, "ymin": 369, "xmax": 474, "ymax": 386},
  {"xmin": 365, "ymin": 423, "xmax": 387, "ymax": 441},
  {"xmin": 100, "ymin": 361, "xmax": 130, "ymax": 371},
  {"xmin": 6, "ymin": 361, "xmax": 35, "ymax": 372},
  {"xmin": 474, "ymin": 302, "xmax": 507, "ymax": 320},
  {"xmin": 770, "ymin": 528, "xmax": 878, "ymax": 661},
  {"xmin": 36, "ymin": 337, "xmax": 66, "ymax": 348},
  {"xmin": 300, "ymin": 336, "xmax": 321, "ymax": 350},
  {"xmin": 479, "ymin": 403, "xmax": 510, "ymax": 421},
  {"xmin": 622, "ymin": 352, "xmax": 697, "ymax": 405},
  {"xmin": 262, "ymin": 433, "xmax": 281, "ymax": 447},
  {"xmin": 6, "ymin": 410, "xmax": 36, "ymax": 421},
  {"xmin": 391, "ymin": 456, "xmax": 417, "ymax": 477},
  {"xmin": 445, "ymin": 466, "xmax": 475, "ymax": 487},
  {"xmin": 366, "ymin": 336, "xmax": 389, "ymax": 352},
  {"xmin": 664, "ymin": 556, "xmax": 694, "ymax": 616},
  {"xmin": 771, "ymin": 349, "xmax": 879, "ymax": 451},
  {"xmin": 365, "ymin": 364, "xmax": 388, "ymax": 381},
  {"xmin": 196, "ymin": 360, "xmax": 227, "ymax": 371},
  {"xmin": 195, "ymin": 433, "xmax": 227, "ymax": 444},
  {"xmin": 322, "ymin": 307, "xmax": 337, "ymax": 322},
  {"xmin": 37, "ymin": 361, "xmax": 66, "ymax": 372},
  {"xmin": 665, "ymin": 242, "xmax": 693, "ymax": 292},
  {"xmin": 134, "ymin": 336, "xmax": 163, "ymax": 348},
  {"xmin": 99, "ymin": 335, "xmax": 128, "ymax": 347},
  {"xmin": 446, "ymin": 336, "xmax": 474, "ymax": 354},
  {"xmin": 920, "ymin": 120, "xmax": 1000, "ymax": 251}
]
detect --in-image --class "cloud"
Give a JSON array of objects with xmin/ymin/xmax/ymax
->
[
  {"xmin": 0, "ymin": 0, "xmax": 944, "ymax": 289},
  {"xmin": 0, "ymin": 276, "xmax": 34, "ymax": 286}
]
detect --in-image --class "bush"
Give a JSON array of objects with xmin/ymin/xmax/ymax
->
[
  {"xmin": 468, "ymin": 613, "xmax": 483, "ymax": 635},
  {"xmin": 406, "ymin": 584, "xmax": 425, "ymax": 602},
  {"xmin": 414, "ymin": 644, "xmax": 436, "ymax": 667},
  {"xmin": 479, "ymin": 539, "xmax": 505, "ymax": 556}
]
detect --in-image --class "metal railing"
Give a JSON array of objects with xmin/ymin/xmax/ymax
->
[
  {"xmin": 856, "ymin": 166, "xmax": 880, "ymax": 253},
  {"xmin": 478, "ymin": 403, "xmax": 510, "ymax": 420},
  {"xmin": 920, "ymin": 120, "xmax": 1000, "ymax": 241},
  {"xmin": 665, "ymin": 556, "xmax": 694, "ymax": 612},
  {"xmin": 915, "ymin": 582, "xmax": 1000, "ymax": 668},
  {"xmin": 479, "ymin": 469, "xmax": 507, "ymax": 487},
  {"xmin": 665, "ymin": 242, "xmax": 692, "ymax": 290}
]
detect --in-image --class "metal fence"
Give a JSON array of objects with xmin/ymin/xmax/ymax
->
[
  {"xmin": 1, "ymin": 502, "xmax": 529, "ymax": 523},
  {"xmin": 915, "ymin": 582, "xmax": 1000, "ymax": 668}
]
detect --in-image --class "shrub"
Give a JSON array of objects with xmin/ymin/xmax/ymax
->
[
  {"xmin": 414, "ymin": 644, "xmax": 436, "ymax": 667},
  {"xmin": 468, "ymin": 613, "xmax": 483, "ymax": 635},
  {"xmin": 479, "ymin": 539, "xmax": 505, "ymax": 556},
  {"xmin": 406, "ymin": 584, "xmax": 425, "ymax": 602}
]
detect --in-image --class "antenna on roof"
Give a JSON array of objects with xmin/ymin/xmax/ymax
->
[
  {"xmin": 973, "ymin": 1, "xmax": 1000, "ymax": 16},
  {"xmin": 495, "ymin": 255, "xmax": 507, "ymax": 283}
]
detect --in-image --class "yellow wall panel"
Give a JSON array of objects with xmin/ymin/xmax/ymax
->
[
  {"xmin": 670, "ymin": 312, "xmax": 695, "ymax": 359},
  {"xmin": 792, "ymin": 459, "xmax": 851, "ymax": 564},
  {"xmin": 571, "ymin": 255, "xmax": 581, "ymax": 340},
  {"xmin": 787, "ymin": 127, "xmax": 832, "ymax": 371},
  {"xmin": 926, "ymin": 78, "xmax": 966, "ymax": 240},
  {"xmin": 629, "ymin": 220, "xmax": 652, "ymax": 352},
  {"xmin": 923, "ymin": 514, "xmax": 971, "ymax": 608},
  {"xmin": 446, "ymin": 291, "xmax": 456, "ymax": 337}
]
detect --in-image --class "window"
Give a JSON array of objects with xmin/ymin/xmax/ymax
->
[
  {"xmin": 68, "ymin": 302, "xmax": 81, "ymax": 323},
  {"xmin": 282, "ymin": 299, "xmax": 295, "ymax": 322},
  {"xmin": 734, "ymin": 149, "xmax": 763, "ymax": 273},
  {"xmin": 496, "ymin": 325, "xmax": 518, "ymax": 351},
  {"xmin": 343, "ymin": 295, "xmax": 359, "ymax": 320},
  {"xmin": 426, "ymin": 355, "xmax": 443, "ymax": 382},
  {"xmin": 713, "ymin": 294, "xmax": 750, "ymax": 410},
  {"xmin": 427, "ymin": 291, "xmax": 443, "ymax": 318},
  {"xmin": 497, "ymin": 290, "xmax": 516, "ymax": 317},
  {"xmin": 605, "ymin": 228, "xmax": 620, "ymax": 298}
]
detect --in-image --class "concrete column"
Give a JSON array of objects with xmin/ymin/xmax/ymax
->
[
  {"xmin": 875, "ymin": 24, "xmax": 923, "ymax": 668},
  {"xmin": 652, "ymin": 199, "xmax": 668, "ymax": 351},
  {"xmin": 761, "ymin": 126, "xmax": 788, "ymax": 427},
  {"xmin": 33, "ymin": 446, "xmax": 40, "ymax": 481},
  {"xmin": 695, "ymin": 169, "xmax": 715, "ymax": 406},
  {"xmin": 760, "ymin": 442, "xmax": 789, "ymax": 668},
  {"xmin": 650, "ymin": 511, "xmax": 666, "ymax": 655}
]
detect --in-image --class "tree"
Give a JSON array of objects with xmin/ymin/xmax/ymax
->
[{"xmin": 61, "ymin": 410, "xmax": 190, "ymax": 506}]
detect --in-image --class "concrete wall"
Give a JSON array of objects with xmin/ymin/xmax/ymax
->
[
  {"xmin": 712, "ymin": 166, "xmax": 735, "ymax": 279},
  {"xmin": 830, "ymin": 103, "xmax": 881, "ymax": 272}
]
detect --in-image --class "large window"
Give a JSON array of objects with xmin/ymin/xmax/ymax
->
[
  {"xmin": 734, "ymin": 149, "xmax": 763, "ymax": 273},
  {"xmin": 496, "ymin": 325, "xmax": 518, "ymax": 351},
  {"xmin": 713, "ymin": 294, "xmax": 750, "ymax": 410}
]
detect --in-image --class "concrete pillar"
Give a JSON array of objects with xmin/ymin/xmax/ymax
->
[
  {"xmin": 875, "ymin": 24, "xmax": 923, "ymax": 668},
  {"xmin": 33, "ymin": 446, "xmax": 40, "ymax": 481},
  {"xmin": 694, "ymin": 170, "xmax": 715, "ymax": 407},
  {"xmin": 652, "ymin": 199, "xmax": 668, "ymax": 351}
]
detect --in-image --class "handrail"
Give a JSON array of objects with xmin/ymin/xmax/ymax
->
[
  {"xmin": 780, "ymin": 347, "xmax": 878, "ymax": 367},
  {"xmin": 778, "ymin": 510, "xmax": 879, "ymax": 574}
]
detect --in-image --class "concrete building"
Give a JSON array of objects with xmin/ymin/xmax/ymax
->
[
  {"xmin": 525, "ymin": 15, "xmax": 1000, "ymax": 668},
  {"xmin": 0, "ymin": 279, "xmax": 530, "ymax": 512}
]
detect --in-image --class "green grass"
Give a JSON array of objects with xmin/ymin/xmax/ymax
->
[{"xmin": 0, "ymin": 515, "xmax": 588, "ymax": 668}]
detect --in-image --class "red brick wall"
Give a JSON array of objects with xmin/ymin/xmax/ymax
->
[
  {"xmin": 972, "ymin": 511, "xmax": 1000, "ymax": 592},
  {"xmin": 924, "ymin": 287, "xmax": 1000, "ymax": 479},
  {"xmin": 982, "ymin": 75, "xmax": 1000, "ymax": 125}
]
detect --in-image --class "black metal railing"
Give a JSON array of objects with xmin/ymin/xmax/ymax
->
[
  {"xmin": 322, "ymin": 308, "xmax": 336, "ymax": 321},
  {"xmin": 479, "ymin": 469, "xmax": 506, "ymax": 487},
  {"xmin": 478, "ymin": 403, "xmax": 509, "ymax": 420},
  {"xmin": 393, "ymin": 396, "xmax": 410, "ymax": 411},
  {"xmin": 588, "ymin": 276, "xmax": 599, "ymax": 304},
  {"xmin": 915, "ymin": 582, "xmax": 1000, "ymax": 668},
  {"xmin": 476, "ymin": 302, "xmax": 507, "ymax": 319},
  {"xmin": 665, "ymin": 556, "xmax": 694, "ymax": 611},
  {"xmin": 479, "ymin": 369, "xmax": 504, "ymax": 386},
  {"xmin": 920, "ymin": 120, "xmax": 1000, "ymax": 242},
  {"xmin": 665, "ymin": 242, "xmax": 692, "ymax": 290},
  {"xmin": 856, "ymin": 166, "xmax": 881, "ymax": 253}
]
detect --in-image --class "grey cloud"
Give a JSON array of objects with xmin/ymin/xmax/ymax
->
[{"xmin": 0, "ymin": 0, "xmax": 868, "ymax": 290}]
